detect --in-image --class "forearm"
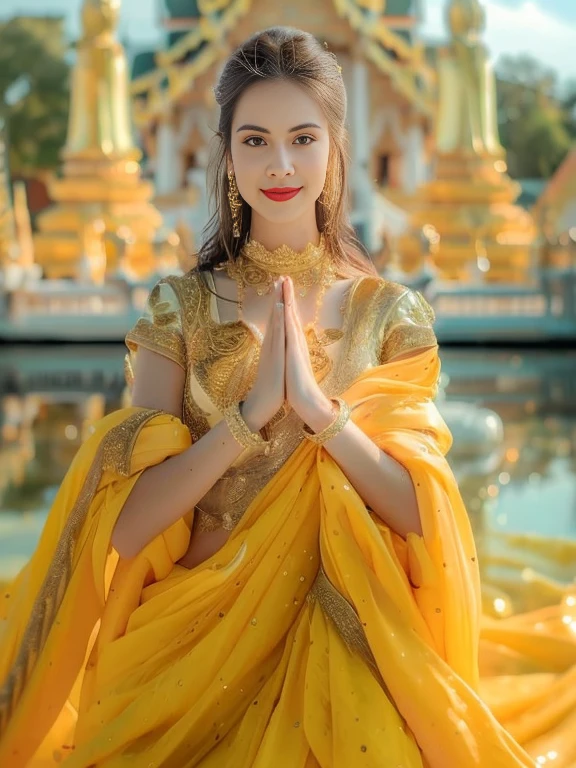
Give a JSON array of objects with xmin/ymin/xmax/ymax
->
[
  {"xmin": 305, "ymin": 399, "xmax": 422, "ymax": 539},
  {"xmin": 112, "ymin": 418, "xmax": 246, "ymax": 559}
]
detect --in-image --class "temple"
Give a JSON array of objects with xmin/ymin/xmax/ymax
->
[
  {"xmin": 130, "ymin": 0, "xmax": 434, "ymax": 252},
  {"xmin": 0, "ymin": 0, "xmax": 574, "ymax": 342},
  {"xmin": 397, "ymin": 0, "xmax": 537, "ymax": 283}
]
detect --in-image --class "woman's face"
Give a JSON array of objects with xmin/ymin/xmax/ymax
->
[{"xmin": 229, "ymin": 79, "xmax": 330, "ymax": 230}]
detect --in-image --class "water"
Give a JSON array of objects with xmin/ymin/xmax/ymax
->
[{"xmin": 1, "ymin": 345, "xmax": 575, "ymax": 588}]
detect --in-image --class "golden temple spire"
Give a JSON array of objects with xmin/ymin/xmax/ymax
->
[
  {"xmin": 34, "ymin": 0, "xmax": 179, "ymax": 281},
  {"xmin": 447, "ymin": 0, "xmax": 485, "ymax": 40},
  {"xmin": 0, "ymin": 123, "xmax": 16, "ymax": 266},
  {"xmin": 65, "ymin": 0, "xmax": 137, "ymax": 159},
  {"xmin": 397, "ymin": 0, "xmax": 536, "ymax": 284}
]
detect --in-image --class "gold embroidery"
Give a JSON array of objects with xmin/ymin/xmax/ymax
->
[
  {"xmin": 189, "ymin": 278, "xmax": 370, "ymax": 532},
  {"xmin": 380, "ymin": 289, "xmax": 437, "ymax": 363},
  {"xmin": 167, "ymin": 272, "xmax": 211, "ymax": 442},
  {"xmin": 102, "ymin": 409, "xmax": 164, "ymax": 476},
  {"xmin": 125, "ymin": 280, "xmax": 186, "ymax": 370},
  {"xmin": 194, "ymin": 506, "xmax": 224, "ymax": 533},
  {"xmin": 309, "ymin": 567, "xmax": 383, "ymax": 685},
  {"xmin": 166, "ymin": 274, "xmax": 434, "ymax": 538},
  {"xmin": 124, "ymin": 352, "xmax": 135, "ymax": 389},
  {"xmin": 0, "ymin": 409, "xmax": 161, "ymax": 738},
  {"xmin": 382, "ymin": 326, "xmax": 437, "ymax": 362},
  {"xmin": 320, "ymin": 277, "xmax": 401, "ymax": 393},
  {"xmin": 226, "ymin": 235, "xmax": 332, "ymax": 297},
  {"xmin": 125, "ymin": 319, "xmax": 186, "ymax": 370}
]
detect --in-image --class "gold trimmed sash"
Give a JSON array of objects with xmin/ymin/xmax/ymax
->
[
  {"xmin": 0, "ymin": 409, "xmax": 162, "ymax": 737},
  {"xmin": 309, "ymin": 566, "xmax": 383, "ymax": 686}
]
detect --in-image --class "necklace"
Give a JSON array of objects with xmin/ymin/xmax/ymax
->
[
  {"xmin": 224, "ymin": 235, "xmax": 342, "ymax": 382},
  {"xmin": 226, "ymin": 233, "xmax": 336, "ymax": 328},
  {"xmin": 225, "ymin": 234, "xmax": 334, "ymax": 298}
]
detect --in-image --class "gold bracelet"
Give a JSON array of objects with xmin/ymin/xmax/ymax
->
[
  {"xmin": 222, "ymin": 402, "xmax": 270, "ymax": 452},
  {"xmin": 302, "ymin": 397, "xmax": 351, "ymax": 445}
]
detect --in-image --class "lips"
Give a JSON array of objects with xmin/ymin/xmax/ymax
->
[{"xmin": 261, "ymin": 187, "xmax": 302, "ymax": 202}]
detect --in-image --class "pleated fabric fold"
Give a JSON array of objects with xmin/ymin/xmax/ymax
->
[{"xmin": 1, "ymin": 350, "xmax": 574, "ymax": 767}]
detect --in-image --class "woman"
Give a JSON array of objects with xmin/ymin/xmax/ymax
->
[{"xmin": 1, "ymin": 27, "xmax": 575, "ymax": 768}]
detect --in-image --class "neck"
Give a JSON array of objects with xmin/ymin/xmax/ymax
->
[{"xmin": 248, "ymin": 209, "xmax": 321, "ymax": 253}]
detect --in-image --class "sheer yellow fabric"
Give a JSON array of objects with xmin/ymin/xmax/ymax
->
[{"xmin": 1, "ymin": 350, "xmax": 575, "ymax": 767}]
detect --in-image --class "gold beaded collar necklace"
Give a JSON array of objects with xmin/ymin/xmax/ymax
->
[
  {"xmin": 225, "ymin": 234, "xmax": 335, "ymax": 297},
  {"xmin": 222, "ymin": 234, "xmax": 343, "ymax": 383}
]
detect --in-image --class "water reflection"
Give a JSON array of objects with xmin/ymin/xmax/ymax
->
[{"xmin": 1, "ymin": 345, "xmax": 575, "ymax": 608}]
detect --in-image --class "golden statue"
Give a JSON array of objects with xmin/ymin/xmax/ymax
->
[
  {"xmin": 437, "ymin": 0, "xmax": 503, "ymax": 157},
  {"xmin": 398, "ymin": 0, "xmax": 536, "ymax": 283},
  {"xmin": 34, "ymin": 0, "xmax": 178, "ymax": 280},
  {"xmin": 0, "ymin": 121, "xmax": 16, "ymax": 266},
  {"xmin": 66, "ymin": 0, "xmax": 136, "ymax": 159}
]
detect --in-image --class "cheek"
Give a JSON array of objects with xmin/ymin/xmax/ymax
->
[
  {"xmin": 231, "ymin": 149, "xmax": 259, "ymax": 201},
  {"xmin": 306, "ymin": 146, "xmax": 330, "ymax": 192}
]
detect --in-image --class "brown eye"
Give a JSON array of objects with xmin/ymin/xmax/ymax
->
[
  {"xmin": 244, "ymin": 136, "xmax": 266, "ymax": 147},
  {"xmin": 294, "ymin": 136, "xmax": 314, "ymax": 145}
]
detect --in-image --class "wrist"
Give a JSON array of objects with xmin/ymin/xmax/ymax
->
[
  {"xmin": 239, "ymin": 400, "xmax": 266, "ymax": 433},
  {"xmin": 299, "ymin": 395, "xmax": 334, "ymax": 434}
]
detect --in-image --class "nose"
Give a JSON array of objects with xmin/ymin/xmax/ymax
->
[{"xmin": 266, "ymin": 144, "xmax": 295, "ymax": 179}]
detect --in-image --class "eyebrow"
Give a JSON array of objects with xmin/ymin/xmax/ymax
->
[{"xmin": 235, "ymin": 122, "xmax": 322, "ymax": 134}]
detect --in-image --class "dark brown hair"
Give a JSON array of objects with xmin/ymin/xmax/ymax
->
[{"xmin": 196, "ymin": 26, "xmax": 376, "ymax": 278}]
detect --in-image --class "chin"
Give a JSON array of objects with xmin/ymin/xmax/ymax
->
[{"xmin": 252, "ymin": 200, "xmax": 312, "ymax": 224}]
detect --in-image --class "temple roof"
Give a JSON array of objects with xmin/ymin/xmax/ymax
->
[
  {"xmin": 131, "ymin": 50, "xmax": 157, "ymax": 80},
  {"xmin": 162, "ymin": 0, "xmax": 201, "ymax": 18},
  {"xmin": 534, "ymin": 147, "xmax": 576, "ymax": 219},
  {"xmin": 131, "ymin": 0, "xmax": 434, "ymax": 124},
  {"xmin": 384, "ymin": 0, "xmax": 413, "ymax": 15},
  {"xmin": 161, "ymin": 0, "xmax": 414, "ymax": 18}
]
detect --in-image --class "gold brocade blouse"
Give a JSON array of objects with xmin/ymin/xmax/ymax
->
[{"xmin": 125, "ymin": 270, "xmax": 436, "ymax": 533}]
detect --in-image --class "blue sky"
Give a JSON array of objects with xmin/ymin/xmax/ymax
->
[{"xmin": 2, "ymin": 0, "xmax": 575, "ymax": 80}]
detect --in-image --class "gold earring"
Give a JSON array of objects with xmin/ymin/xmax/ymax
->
[{"xmin": 227, "ymin": 171, "xmax": 242, "ymax": 238}]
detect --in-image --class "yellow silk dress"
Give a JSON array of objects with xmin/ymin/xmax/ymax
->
[{"xmin": 0, "ymin": 271, "xmax": 575, "ymax": 768}]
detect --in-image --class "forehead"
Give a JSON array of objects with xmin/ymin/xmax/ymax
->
[{"xmin": 232, "ymin": 79, "xmax": 327, "ymax": 131}]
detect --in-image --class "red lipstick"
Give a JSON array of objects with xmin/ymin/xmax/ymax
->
[{"xmin": 261, "ymin": 186, "xmax": 302, "ymax": 202}]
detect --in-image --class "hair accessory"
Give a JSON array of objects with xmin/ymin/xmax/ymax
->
[
  {"xmin": 227, "ymin": 171, "xmax": 242, "ymax": 238},
  {"xmin": 302, "ymin": 397, "xmax": 350, "ymax": 444}
]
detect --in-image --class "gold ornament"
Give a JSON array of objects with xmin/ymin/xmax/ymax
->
[
  {"xmin": 302, "ymin": 397, "xmax": 351, "ymax": 444},
  {"xmin": 222, "ymin": 402, "xmax": 270, "ymax": 453},
  {"xmin": 225, "ymin": 235, "xmax": 333, "ymax": 297},
  {"xmin": 225, "ymin": 236, "xmax": 342, "ymax": 383},
  {"xmin": 227, "ymin": 171, "xmax": 242, "ymax": 238}
]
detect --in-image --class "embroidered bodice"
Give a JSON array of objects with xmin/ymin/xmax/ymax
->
[{"xmin": 125, "ymin": 270, "xmax": 436, "ymax": 532}]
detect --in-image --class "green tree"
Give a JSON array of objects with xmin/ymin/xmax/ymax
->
[
  {"xmin": 496, "ymin": 54, "xmax": 572, "ymax": 178},
  {"xmin": 0, "ymin": 17, "xmax": 70, "ymax": 174},
  {"xmin": 560, "ymin": 78, "xmax": 576, "ymax": 140}
]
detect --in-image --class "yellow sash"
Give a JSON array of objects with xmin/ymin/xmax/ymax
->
[{"xmin": 1, "ymin": 349, "xmax": 574, "ymax": 767}]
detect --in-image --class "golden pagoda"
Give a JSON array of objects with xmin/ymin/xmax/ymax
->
[
  {"xmin": 398, "ymin": 0, "xmax": 537, "ymax": 283},
  {"xmin": 0, "ymin": 123, "xmax": 16, "ymax": 266},
  {"xmin": 34, "ymin": 0, "xmax": 178, "ymax": 280}
]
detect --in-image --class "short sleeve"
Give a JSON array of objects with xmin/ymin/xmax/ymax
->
[
  {"xmin": 379, "ymin": 289, "xmax": 437, "ymax": 363},
  {"xmin": 125, "ymin": 280, "xmax": 186, "ymax": 370}
]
